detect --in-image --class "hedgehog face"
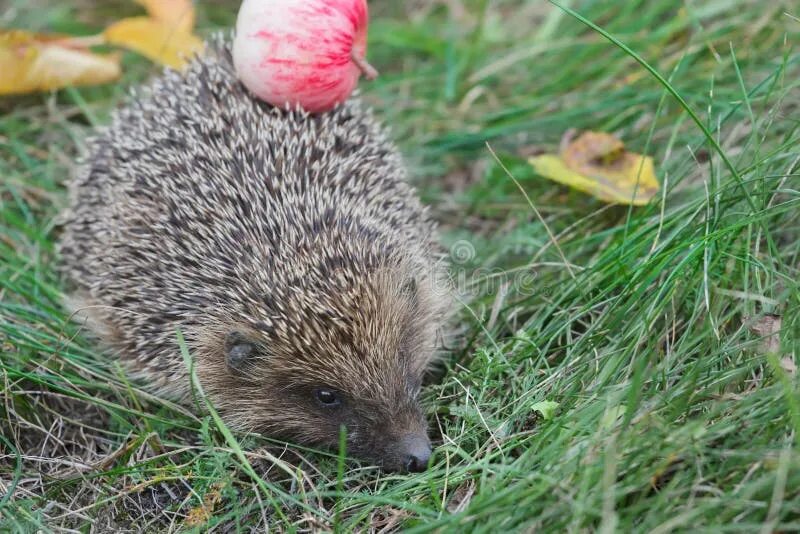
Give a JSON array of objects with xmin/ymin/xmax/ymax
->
[{"xmin": 201, "ymin": 263, "xmax": 446, "ymax": 472}]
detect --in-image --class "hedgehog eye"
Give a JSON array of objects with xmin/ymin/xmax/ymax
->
[
  {"xmin": 313, "ymin": 387, "xmax": 342, "ymax": 408},
  {"xmin": 225, "ymin": 331, "xmax": 255, "ymax": 371}
]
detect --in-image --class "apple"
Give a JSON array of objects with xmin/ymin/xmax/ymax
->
[{"xmin": 232, "ymin": 0, "xmax": 378, "ymax": 114}]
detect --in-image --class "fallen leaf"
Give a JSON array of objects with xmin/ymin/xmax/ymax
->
[
  {"xmin": 446, "ymin": 480, "xmax": 476, "ymax": 513},
  {"xmin": 0, "ymin": 30, "xmax": 121, "ymax": 95},
  {"xmin": 530, "ymin": 400, "xmax": 559, "ymax": 420},
  {"xmin": 368, "ymin": 507, "xmax": 411, "ymax": 530},
  {"xmin": 560, "ymin": 130, "xmax": 625, "ymax": 170},
  {"xmin": 747, "ymin": 314, "xmax": 782, "ymax": 355},
  {"xmin": 104, "ymin": 17, "xmax": 203, "ymax": 69},
  {"xmin": 134, "ymin": 0, "xmax": 195, "ymax": 34},
  {"xmin": 649, "ymin": 453, "xmax": 683, "ymax": 491},
  {"xmin": 529, "ymin": 130, "xmax": 659, "ymax": 205},
  {"xmin": 184, "ymin": 482, "xmax": 224, "ymax": 527}
]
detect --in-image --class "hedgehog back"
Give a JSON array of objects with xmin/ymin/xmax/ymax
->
[{"xmin": 58, "ymin": 44, "xmax": 439, "ymax": 391}]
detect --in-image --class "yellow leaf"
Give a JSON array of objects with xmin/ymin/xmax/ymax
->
[
  {"xmin": 104, "ymin": 17, "xmax": 203, "ymax": 69},
  {"xmin": 0, "ymin": 31, "xmax": 121, "ymax": 96},
  {"xmin": 184, "ymin": 482, "xmax": 224, "ymax": 528},
  {"xmin": 529, "ymin": 131, "xmax": 659, "ymax": 206},
  {"xmin": 134, "ymin": 0, "xmax": 196, "ymax": 34}
]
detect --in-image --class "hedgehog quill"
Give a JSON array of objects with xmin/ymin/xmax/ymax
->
[{"xmin": 58, "ymin": 41, "xmax": 451, "ymax": 473}]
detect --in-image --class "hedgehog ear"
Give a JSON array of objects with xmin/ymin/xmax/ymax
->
[{"xmin": 225, "ymin": 331, "xmax": 256, "ymax": 372}]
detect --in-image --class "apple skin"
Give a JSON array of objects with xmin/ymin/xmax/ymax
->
[{"xmin": 233, "ymin": 0, "xmax": 376, "ymax": 114}]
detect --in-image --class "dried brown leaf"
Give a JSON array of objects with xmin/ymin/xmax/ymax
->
[
  {"xmin": 747, "ymin": 314, "xmax": 782, "ymax": 355},
  {"xmin": 184, "ymin": 482, "xmax": 224, "ymax": 527},
  {"xmin": 446, "ymin": 480, "xmax": 476, "ymax": 513}
]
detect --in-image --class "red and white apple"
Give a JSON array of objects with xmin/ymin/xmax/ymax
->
[{"xmin": 233, "ymin": 0, "xmax": 377, "ymax": 114}]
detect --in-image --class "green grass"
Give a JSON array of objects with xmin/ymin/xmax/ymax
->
[{"xmin": 2, "ymin": 0, "xmax": 800, "ymax": 531}]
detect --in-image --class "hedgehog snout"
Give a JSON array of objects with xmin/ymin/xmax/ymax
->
[
  {"xmin": 374, "ymin": 402, "xmax": 432, "ymax": 472},
  {"xmin": 396, "ymin": 433, "xmax": 432, "ymax": 472},
  {"xmin": 375, "ymin": 430, "xmax": 431, "ymax": 473}
]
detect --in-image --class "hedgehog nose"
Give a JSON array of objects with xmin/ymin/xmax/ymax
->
[{"xmin": 398, "ymin": 434, "xmax": 431, "ymax": 472}]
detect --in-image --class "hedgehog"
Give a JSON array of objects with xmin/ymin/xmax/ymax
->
[{"xmin": 58, "ymin": 40, "xmax": 451, "ymax": 473}]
